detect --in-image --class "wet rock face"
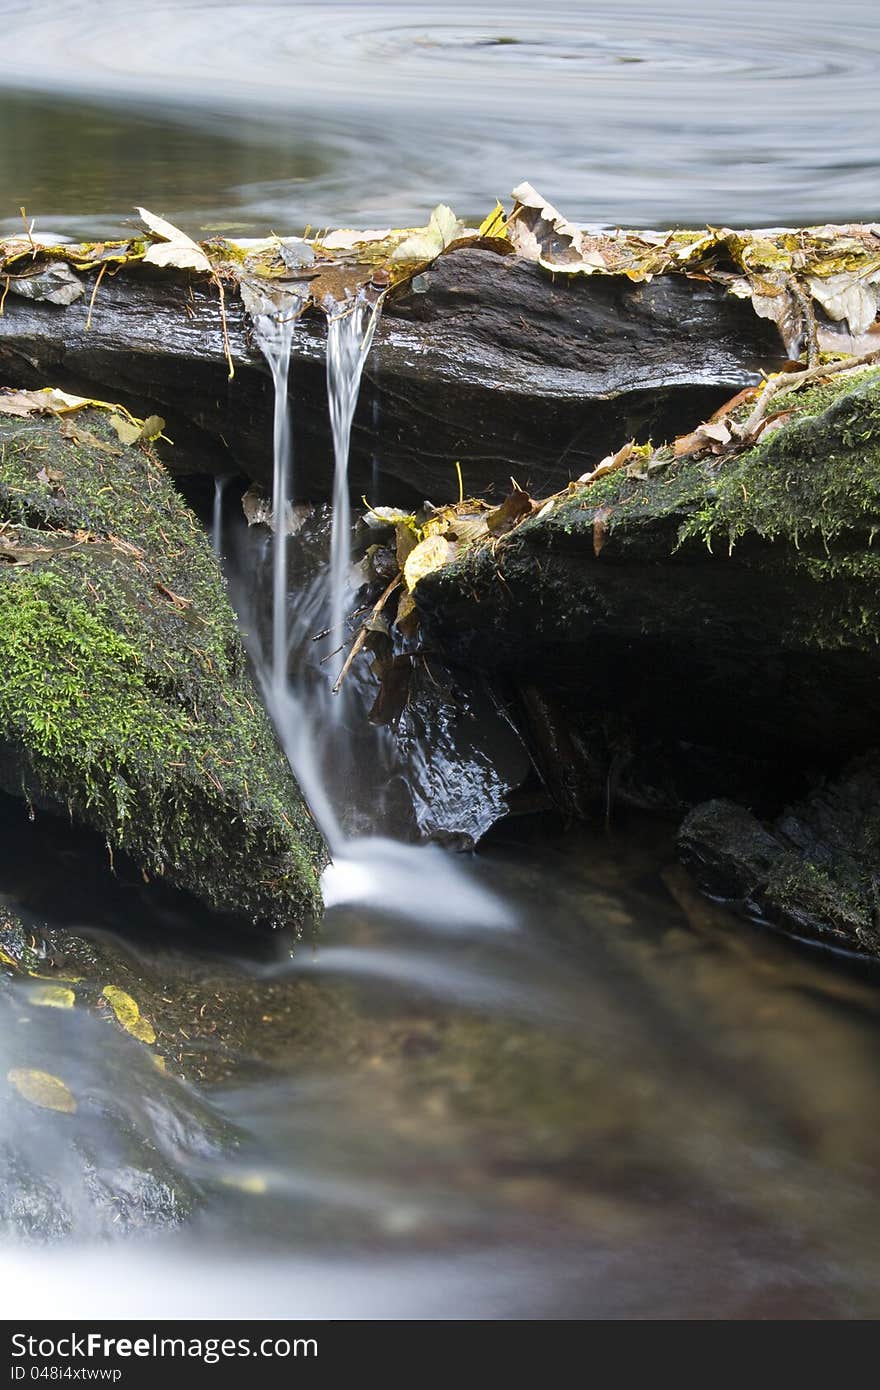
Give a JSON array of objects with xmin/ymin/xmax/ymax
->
[
  {"xmin": 415, "ymin": 370, "xmax": 880, "ymax": 951},
  {"xmin": 0, "ymin": 410, "xmax": 326, "ymax": 928},
  {"xmin": 0, "ymin": 249, "xmax": 784, "ymax": 502},
  {"xmin": 680, "ymin": 756, "xmax": 880, "ymax": 958}
]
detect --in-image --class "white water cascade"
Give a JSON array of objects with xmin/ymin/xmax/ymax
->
[
  {"xmin": 245, "ymin": 294, "xmax": 511, "ymax": 929},
  {"xmin": 254, "ymin": 312, "xmax": 296, "ymax": 696},
  {"xmin": 211, "ymin": 475, "xmax": 227, "ymax": 556},
  {"xmin": 326, "ymin": 298, "xmax": 381, "ymax": 673}
]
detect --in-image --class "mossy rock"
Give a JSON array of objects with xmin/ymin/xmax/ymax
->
[
  {"xmin": 416, "ymin": 368, "xmax": 880, "ymax": 791},
  {"xmin": 679, "ymin": 754, "xmax": 880, "ymax": 958},
  {"xmin": 0, "ymin": 409, "xmax": 326, "ymax": 928}
]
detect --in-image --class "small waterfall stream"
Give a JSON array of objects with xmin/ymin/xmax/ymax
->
[
  {"xmin": 326, "ymin": 298, "xmax": 381, "ymax": 673},
  {"xmin": 248, "ymin": 292, "xmax": 512, "ymax": 922},
  {"xmin": 211, "ymin": 475, "xmax": 227, "ymax": 556},
  {"xmin": 254, "ymin": 312, "xmax": 296, "ymax": 696}
]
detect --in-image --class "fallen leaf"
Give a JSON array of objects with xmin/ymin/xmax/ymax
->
[
  {"xmin": 108, "ymin": 414, "xmax": 142, "ymax": 446},
  {"xmin": 139, "ymin": 415, "xmax": 166, "ymax": 442},
  {"xmin": 7, "ymin": 260, "xmax": 84, "ymax": 306},
  {"xmin": 708, "ymin": 385, "xmax": 760, "ymax": 422},
  {"xmin": 60, "ymin": 419, "xmax": 121, "ymax": 456},
  {"xmin": 137, "ymin": 206, "xmax": 212, "ymax": 274},
  {"xmin": 593, "ymin": 506, "xmax": 612, "ymax": 557},
  {"xmin": 154, "ymin": 581, "xmax": 192, "ymax": 609},
  {"xmin": 674, "ymin": 420, "xmax": 734, "ymax": 457},
  {"xmin": 102, "ymin": 985, "xmax": 157, "ymax": 1045},
  {"xmin": 486, "ymin": 488, "xmax": 534, "ymax": 535},
  {"xmin": 390, "ymin": 204, "xmax": 461, "ymax": 265},
  {"xmin": 7, "ymin": 1068, "xmax": 77, "ymax": 1113},
  {"xmin": 403, "ymin": 534, "xmax": 453, "ymax": 591},
  {"xmin": 508, "ymin": 182, "xmax": 583, "ymax": 265},
  {"xmin": 29, "ymin": 983, "xmax": 76, "ymax": 1009},
  {"xmin": 808, "ymin": 270, "xmax": 880, "ymax": 336},
  {"xmin": 394, "ymin": 520, "xmax": 419, "ymax": 568},
  {"xmin": 478, "ymin": 201, "xmax": 509, "ymax": 239},
  {"xmin": 395, "ymin": 587, "xmax": 420, "ymax": 639},
  {"xmin": 578, "ymin": 441, "xmax": 637, "ymax": 484}
]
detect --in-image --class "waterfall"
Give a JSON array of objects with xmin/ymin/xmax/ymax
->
[
  {"xmin": 245, "ymin": 293, "xmax": 510, "ymax": 926},
  {"xmin": 212, "ymin": 476, "xmax": 227, "ymax": 556},
  {"xmin": 254, "ymin": 313, "xmax": 296, "ymax": 696},
  {"xmin": 326, "ymin": 299, "xmax": 380, "ymax": 676}
]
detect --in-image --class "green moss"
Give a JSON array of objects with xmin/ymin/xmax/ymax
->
[
  {"xmin": 0, "ymin": 411, "xmax": 325, "ymax": 928},
  {"xmin": 679, "ymin": 368, "xmax": 880, "ymax": 553}
]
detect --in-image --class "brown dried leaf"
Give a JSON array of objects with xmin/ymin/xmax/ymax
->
[
  {"xmin": 593, "ymin": 506, "xmax": 612, "ymax": 557},
  {"xmin": 486, "ymin": 488, "xmax": 534, "ymax": 535}
]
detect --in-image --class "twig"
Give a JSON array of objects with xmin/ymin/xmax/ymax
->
[
  {"xmin": 85, "ymin": 261, "xmax": 107, "ymax": 332},
  {"xmin": 332, "ymin": 574, "xmax": 401, "ymax": 694},
  {"xmin": 311, "ymin": 605, "xmax": 368, "ymax": 642},
  {"xmin": 212, "ymin": 272, "xmax": 234, "ymax": 381},
  {"xmin": 737, "ymin": 347, "xmax": 880, "ymax": 442},
  {"xmin": 19, "ymin": 207, "xmax": 36, "ymax": 258},
  {"xmin": 0, "ymin": 275, "xmax": 9, "ymax": 317}
]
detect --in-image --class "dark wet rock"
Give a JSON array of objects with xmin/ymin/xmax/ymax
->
[
  {"xmin": 416, "ymin": 369, "xmax": 880, "ymax": 820},
  {"xmin": 0, "ymin": 249, "xmax": 784, "ymax": 502},
  {"xmin": 679, "ymin": 756, "xmax": 880, "ymax": 958},
  {"xmin": 0, "ymin": 410, "xmax": 325, "ymax": 927}
]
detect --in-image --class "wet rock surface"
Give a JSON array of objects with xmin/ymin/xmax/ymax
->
[
  {"xmin": 0, "ymin": 249, "xmax": 784, "ymax": 502},
  {"xmin": 416, "ymin": 370, "xmax": 880, "ymax": 952},
  {"xmin": 0, "ymin": 410, "xmax": 325, "ymax": 927},
  {"xmin": 680, "ymin": 755, "xmax": 880, "ymax": 958}
]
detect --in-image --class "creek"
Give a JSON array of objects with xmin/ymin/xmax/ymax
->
[{"xmin": 1, "ymin": 0, "xmax": 880, "ymax": 1320}]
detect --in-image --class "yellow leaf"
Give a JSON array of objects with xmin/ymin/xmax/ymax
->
[
  {"xmin": 7, "ymin": 1068, "xmax": 77, "ymax": 1113},
  {"xmin": 391, "ymin": 204, "xmax": 460, "ymax": 264},
  {"xmin": 29, "ymin": 983, "xmax": 75, "ymax": 1009},
  {"xmin": 479, "ymin": 202, "xmax": 508, "ymax": 239},
  {"xmin": 108, "ymin": 414, "xmax": 142, "ymax": 446},
  {"xmin": 151, "ymin": 1054, "xmax": 167, "ymax": 1073},
  {"xmin": 403, "ymin": 535, "xmax": 453, "ymax": 591},
  {"xmin": 102, "ymin": 985, "xmax": 157, "ymax": 1045},
  {"xmin": 220, "ymin": 1172, "xmax": 269, "ymax": 1194}
]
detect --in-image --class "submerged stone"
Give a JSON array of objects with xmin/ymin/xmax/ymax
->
[{"xmin": 0, "ymin": 409, "xmax": 326, "ymax": 927}]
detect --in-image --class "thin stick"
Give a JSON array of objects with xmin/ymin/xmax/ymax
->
[
  {"xmin": 332, "ymin": 574, "xmax": 401, "ymax": 695},
  {"xmin": 311, "ymin": 605, "xmax": 369, "ymax": 642},
  {"xmin": 737, "ymin": 347, "xmax": 880, "ymax": 441},
  {"xmin": 85, "ymin": 261, "xmax": 107, "ymax": 332},
  {"xmin": 212, "ymin": 272, "xmax": 234, "ymax": 380},
  {"xmin": 0, "ymin": 275, "xmax": 9, "ymax": 317},
  {"xmin": 19, "ymin": 207, "xmax": 36, "ymax": 257}
]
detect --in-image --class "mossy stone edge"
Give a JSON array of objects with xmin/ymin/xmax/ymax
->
[{"xmin": 0, "ymin": 410, "xmax": 326, "ymax": 929}]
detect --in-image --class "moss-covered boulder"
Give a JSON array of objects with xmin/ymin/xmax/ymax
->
[
  {"xmin": 416, "ymin": 368, "xmax": 880, "ymax": 810},
  {"xmin": 0, "ymin": 407, "xmax": 325, "ymax": 927},
  {"xmin": 414, "ymin": 365, "xmax": 880, "ymax": 953}
]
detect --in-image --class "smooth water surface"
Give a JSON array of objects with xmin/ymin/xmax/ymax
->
[{"xmin": 1, "ymin": 1, "xmax": 879, "ymax": 236}]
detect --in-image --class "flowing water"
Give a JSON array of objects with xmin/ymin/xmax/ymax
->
[
  {"xmin": 2, "ymin": 0, "xmax": 880, "ymax": 1321},
  {"xmin": 211, "ymin": 476, "xmax": 227, "ymax": 557},
  {"xmin": 254, "ymin": 313, "xmax": 297, "ymax": 694},
  {"xmin": 2, "ymin": 0, "xmax": 880, "ymax": 236},
  {"xmin": 326, "ymin": 299, "xmax": 381, "ymax": 673}
]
